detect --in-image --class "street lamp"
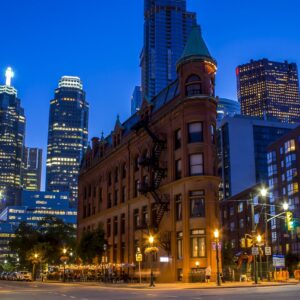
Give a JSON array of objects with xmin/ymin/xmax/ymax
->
[
  {"xmin": 283, "ymin": 202, "xmax": 289, "ymax": 211},
  {"xmin": 32, "ymin": 253, "xmax": 38, "ymax": 281},
  {"xmin": 61, "ymin": 248, "xmax": 68, "ymax": 282},
  {"xmin": 214, "ymin": 229, "xmax": 221, "ymax": 286},
  {"xmin": 257, "ymin": 235, "xmax": 263, "ymax": 280},
  {"xmin": 149, "ymin": 235, "xmax": 155, "ymax": 287}
]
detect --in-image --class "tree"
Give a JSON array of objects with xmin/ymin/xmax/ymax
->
[
  {"xmin": 9, "ymin": 217, "xmax": 76, "ymax": 269},
  {"xmin": 77, "ymin": 227, "xmax": 105, "ymax": 263}
]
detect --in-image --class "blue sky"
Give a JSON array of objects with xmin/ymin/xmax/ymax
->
[{"xmin": 1, "ymin": 0, "xmax": 299, "ymax": 188}]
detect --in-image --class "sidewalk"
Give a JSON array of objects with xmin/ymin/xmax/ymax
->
[{"xmin": 42, "ymin": 280, "xmax": 299, "ymax": 290}]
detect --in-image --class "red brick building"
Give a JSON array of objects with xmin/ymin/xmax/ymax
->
[{"xmin": 78, "ymin": 26, "xmax": 221, "ymax": 283}]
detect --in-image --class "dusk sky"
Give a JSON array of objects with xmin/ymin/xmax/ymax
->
[{"xmin": 1, "ymin": 0, "xmax": 299, "ymax": 188}]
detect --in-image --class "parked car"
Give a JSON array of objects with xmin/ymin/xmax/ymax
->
[{"xmin": 16, "ymin": 271, "xmax": 32, "ymax": 281}]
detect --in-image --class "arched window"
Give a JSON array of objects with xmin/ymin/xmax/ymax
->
[{"xmin": 185, "ymin": 75, "xmax": 202, "ymax": 96}]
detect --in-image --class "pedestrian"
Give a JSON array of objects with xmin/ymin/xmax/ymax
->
[{"xmin": 205, "ymin": 265, "xmax": 212, "ymax": 283}]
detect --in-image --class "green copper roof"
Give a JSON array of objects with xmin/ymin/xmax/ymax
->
[{"xmin": 178, "ymin": 25, "xmax": 212, "ymax": 63}]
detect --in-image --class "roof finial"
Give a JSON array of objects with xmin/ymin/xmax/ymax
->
[{"xmin": 5, "ymin": 67, "xmax": 14, "ymax": 86}]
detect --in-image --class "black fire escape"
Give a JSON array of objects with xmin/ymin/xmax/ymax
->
[{"xmin": 131, "ymin": 119, "xmax": 169, "ymax": 229}]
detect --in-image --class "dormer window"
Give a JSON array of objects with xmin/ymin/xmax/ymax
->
[{"xmin": 185, "ymin": 75, "xmax": 202, "ymax": 96}]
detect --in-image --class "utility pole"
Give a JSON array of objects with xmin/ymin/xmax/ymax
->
[{"xmin": 251, "ymin": 198, "xmax": 258, "ymax": 284}]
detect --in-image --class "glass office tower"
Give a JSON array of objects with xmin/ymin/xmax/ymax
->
[
  {"xmin": 237, "ymin": 59, "xmax": 300, "ymax": 123},
  {"xmin": 22, "ymin": 147, "xmax": 42, "ymax": 191},
  {"xmin": 0, "ymin": 68, "xmax": 25, "ymax": 208},
  {"xmin": 46, "ymin": 76, "xmax": 89, "ymax": 207},
  {"xmin": 141, "ymin": 0, "xmax": 197, "ymax": 99}
]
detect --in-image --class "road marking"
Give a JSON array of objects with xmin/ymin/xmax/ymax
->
[
  {"xmin": 61, "ymin": 294, "xmax": 67, "ymax": 297},
  {"xmin": 70, "ymin": 297, "xmax": 76, "ymax": 299}
]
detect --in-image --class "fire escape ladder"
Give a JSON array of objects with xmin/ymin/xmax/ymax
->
[{"xmin": 132, "ymin": 119, "xmax": 169, "ymax": 229}]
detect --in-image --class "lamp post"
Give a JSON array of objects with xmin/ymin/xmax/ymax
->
[
  {"xmin": 60, "ymin": 248, "xmax": 68, "ymax": 282},
  {"xmin": 257, "ymin": 234, "xmax": 263, "ymax": 280},
  {"xmin": 33, "ymin": 253, "xmax": 38, "ymax": 281},
  {"xmin": 149, "ymin": 235, "xmax": 155, "ymax": 287},
  {"xmin": 214, "ymin": 229, "xmax": 221, "ymax": 286}
]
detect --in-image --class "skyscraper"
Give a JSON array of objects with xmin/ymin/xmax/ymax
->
[
  {"xmin": 237, "ymin": 59, "xmax": 300, "ymax": 123},
  {"xmin": 130, "ymin": 86, "xmax": 142, "ymax": 115},
  {"xmin": 0, "ymin": 67, "xmax": 25, "ymax": 207},
  {"xmin": 46, "ymin": 76, "xmax": 89, "ymax": 207},
  {"xmin": 141, "ymin": 0, "xmax": 197, "ymax": 100},
  {"xmin": 22, "ymin": 147, "xmax": 42, "ymax": 191}
]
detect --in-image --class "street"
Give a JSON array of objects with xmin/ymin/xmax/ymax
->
[{"xmin": 0, "ymin": 281, "xmax": 299, "ymax": 300}]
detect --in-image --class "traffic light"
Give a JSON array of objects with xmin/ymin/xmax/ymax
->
[
  {"xmin": 240, "ymin": 238, "xmax": 246, "ymax": 248},
  {"xmin": 286, "ymin": 211, "xmax": 294, "ymax": 231}
]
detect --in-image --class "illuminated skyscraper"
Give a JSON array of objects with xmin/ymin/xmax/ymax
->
[
  {"xmin": 0, "ymin": 67, "xmax": 25, "ymax": 207},
  {"xmin": 237, "ymin": 59, "xmax": 300, "ymax": 123},
  {"xmin": 46, "ymin": 76, "xmax": 89, "ymax": 207},
  {"xmin": 141, "ymin": 0, "xmax": 197, "ymax": 99},
  {"xmin": 22, "ymin": 147, "xmax": 42, "ymax": 191}
]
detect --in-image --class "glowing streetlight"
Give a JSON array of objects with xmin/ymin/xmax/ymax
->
[
  {"xmin": 34, "ymin": 253, "xmax": 38, "ymax": 259},
  {"xmin": 260, "ymin": 187, "xmax": 268, "ymax": 197},
  {"xmin": 283, "ymin": 202, "xmax": 289, "ymax": 211},
  {"xmin": 62, "ymin": 248, "xmax": 67, "ymax": 255},
  {"xmin": 149, "ymin": 236, "xmax": 154, "ymax": 245},
  {"xmin": 214, "ymin": 229, "xmax": 219, "ymax": 239},
  {"xmin": 148, "ymin": 235, "xmax": 155, "ymax": 287},
  {"xmin": 257, "ymin": 235, "xmax": 262, "ymax": 243},
  {"xmin": 214, "ymin": 229, "xmax": 221, "ymax": 286}
]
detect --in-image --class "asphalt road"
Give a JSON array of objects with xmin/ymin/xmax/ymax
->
[{"xmin": 0, "ymin": 281, "xmax": 299, "ymax": 300}]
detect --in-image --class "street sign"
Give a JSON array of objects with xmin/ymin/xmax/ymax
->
[
  {"xmin": 212, "ymin": 242, "xmax": 222, "ymax": 251},
  {"xmin": 136, "ymin": 253, "xmax": 143, "ymax": 262},
  {"xmin": 273, "ymin": 255, "xmax": 285, "ymax": 268},
  {"xmin": 265, "ymin": 246, "xmax": 272, "ymax": 256},
  {"xmin": 251, "ymin": 247, "xmax": 259, "ymax": 256}
]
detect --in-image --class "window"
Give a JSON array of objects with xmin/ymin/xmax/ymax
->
[
  {"xmin": 286, "ymin": 168, "xmax": 297, "ymax": 182},
  {"xmin": 238, "ymin": 202, "xmax": 244, "ymax": 213},
  {"xmin": 108, "ymin": 173, "xmax": 112, "ymax": 186},
  {"xmin": 134, "ymin": 180, "xmax": 140, "ymax": 197},
  {"xmin": 190, "ymin": 229, "xmax": 206, "ymax": 258},
  {"xmin": 115, "ymin": 167, "xmax": 119, "ymax": 183},
  {"xmin": 175, "ymin": 159, "xmax": 182, "ymax": 179},
  {"xmin": 285, "ymin": 139, "xmax": 296, "ymax": 154},
  {"xmin": 288, "ymin": 183, "xmax": 299, "ymax": 196},
  {"xmin": 175, "ymin": 194, "xmax": 182, "ymax": 221},
  {"xmin": 134, "ymin": 209, "xmax": 140, "ymax": 228},
  {"xmin": 113, "ymin": 216, "xmax": 118, "ymax": 235},
  {"xmin": 106, "ymin": 219, "xmax": 111, "ymax": 237},
  {"xmin": 286, "ymin": 154, "xmax": 296, "ymax": 168},
  {"xmin": 177, "ymin": 232, "xmax": 183, "ymax": 259},
  {"xmin": 230, "ymin": 206, "xmax": 234, "ymax": 216},
  {"xmin": 190, "ymin": 190, "xmax": 205, "ymax": 218},
  {"xmin": 107, "ymin": 193, "xmax": 112, "ymax": 209},
  {"xmin": 114, "ymin": 190, "xmax": 118, "ymax": 206},
  {"xmin": 268, "ymin": 164, "xmax": 277, "ymax": 176},
  {"xmin": 121, "ymin": 186, "xmax": 126, "ymax": 203},
  {"xmin": 267, "ymin": 151, "xmax": 276, "ymax": 164},
  {"xmin": 174, "ymin": 129, "xmax": 181, "ymax": 150},
  {"xmin": 189, "ymin": 154, "xmax": 204, "ymax": 176},
  {"xmin": 134, "ymin": 156, "xmax": 139, "ymax": 171},
  {"xmin": 98, "ymin": 188, "xmax": 102, "ymax": 212},
  {"xmin": 239, "ymin": 219, "xmax": 244, "ymax": 229},
  {"xmin": 121, "ymin": 214, "xmax": 125, "ymax": 234},
  {"xmin": 188, "ymin": 122, "xmax": 203, "ymax": 143},
  {"xmin": 210, "ymin": 125, "xmax": 216, "ymax": 144},
  {"xmin": 185, "ymin": 75, "xmax": 202, "ymax": 96},
  {"xmin": 142, "ymin": 206, "xmax": 148, "ymax": 226},
  {"xmin": 122, "ymin": 164, "xmax": 127, "ymax": 179},
  {"xmin": 230, "ymin": 222, "xmax": 235, "ymax": 232}
]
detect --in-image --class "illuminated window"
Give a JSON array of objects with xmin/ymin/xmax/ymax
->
[
  {"xmin": 185, "ymin": 75, "xmax": 202, "ymax": 96},
  {"xmin": 177, "ymin": 232, "xmax": 183, "ymax": 259},
  {"xmin": 190, "ymin": 190, "xmax": 205, "ymax": 218},
  {"xmin": 190, "ymin": 229, "xmax": 206, "ymax": 258}
]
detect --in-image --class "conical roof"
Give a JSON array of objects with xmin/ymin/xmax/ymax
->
[{"xmin": 177, "ymin": 25, "xmax": 215, "ymax": 67}]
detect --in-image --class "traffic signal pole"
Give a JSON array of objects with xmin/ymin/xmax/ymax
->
[{"xmin": 251, "ymin": 199, "xmax": 258, "ymax": 284}]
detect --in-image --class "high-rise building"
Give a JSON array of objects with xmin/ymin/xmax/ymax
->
[
  {"xmin": 130, "ymin": 86, "xmax": 142, "ymax": 115},
  {"xmin": 267, "ymin": 125, "xmax": 300, "ymax": 258},
  {"xmin": 237, "ymin": 59, "xmax": 300, "ymax": 123},
  {"xmin": 219, "ymin": 115, "xmax": 296, "ymax": 199},
  {"xmin": 217, "ymin": 98, "xmax": 240, "ymax": 124},
  {"xmin": 22, "ymin": 147, "xmax": 42, "ymax": 191},
  {"xmin": 46, "ymin": 76, "xmax": 89, "ymax": 207},
  {"xmin": 141, "ymin": 0, "xmax": 197, "ymax": 100},
  {"xmin": 0, "ymin": 67, "xmax": 25, "ymax": 208}
]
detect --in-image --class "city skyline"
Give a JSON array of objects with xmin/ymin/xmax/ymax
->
[{"xmin": 1, "ymin": 0, "xmax": 300, "ymax": 189}]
